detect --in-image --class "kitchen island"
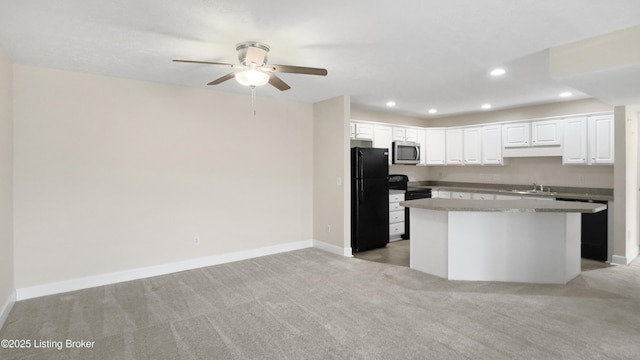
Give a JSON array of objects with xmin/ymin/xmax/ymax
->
[{"xmin": 399, "ymin": 198, "xmax": 607, "ymax": 284}]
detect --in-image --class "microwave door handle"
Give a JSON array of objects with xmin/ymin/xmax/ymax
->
[{"xmin": 415, "ymin": 146, "xmax": 420, "ymax": 161}]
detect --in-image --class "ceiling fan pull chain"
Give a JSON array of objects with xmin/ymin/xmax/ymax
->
[{"xmin": 251, "ymin": 86, "xmax": 257, "ymax": 116}]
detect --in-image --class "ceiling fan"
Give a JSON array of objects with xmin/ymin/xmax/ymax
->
[{"xmin": 173, "ymin": 41, "xmax": 328, "ymax": 91}]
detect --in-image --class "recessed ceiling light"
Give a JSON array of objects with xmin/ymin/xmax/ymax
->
[
  {"xmin": 490, "ymin": 68, "xmax": 506, "ymax": 76},
  {"xmin": 559, "ymin": 91, "xmax": 573, "ymax": 98},
  {"xmin": 386, "ymin": 101, "xmax": 396, "ymax": 107},
  {"xmin": 481, "ymin": 104, "xmax": 492, "ymax": 110},
  {"xmin": 428, "ymin": 108, "xmax": 438, "ymax": 114}
]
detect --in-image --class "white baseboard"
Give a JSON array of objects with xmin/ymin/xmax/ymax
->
[
  {"xmin": 16, "ymin": 240, "xmax": 313, "ymax": 301},
  {"xmin": 313, "ymin": 240, "xmax": 353, "ymax": 257},
  {"xmin": 0, "ymin": 290, "xmax": 16, "ymax": 330},
  {"xmin": 611, "ymin": 254, "xmax": 629, "ymax": 265},
  {"xmin": 628, "ymin": 246, "xmax": 639, "ymax": 264}
]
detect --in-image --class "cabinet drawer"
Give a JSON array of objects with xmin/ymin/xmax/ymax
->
[
  {"xmin": 389, "ymin": 210, "xmax": 405, "ymax": 224},
  {"xmin": 389, "ymin": 202, "xmax": 404, "ymax": 212},
  {"xmin": 389, "ymin": 222, "xmax": 405, "ymax": 236},
  {"xmin": 451, "ymin": 191, "xmax": 472, "ymax": 199},
  {"xmin": 472, "ymin": 193, "xmax": 495, "ymax": 200},
  {"xmin": 389, "ymin": 193, "xmax": 405, "ymax": 202}
]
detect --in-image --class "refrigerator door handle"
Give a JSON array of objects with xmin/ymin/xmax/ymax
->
[
  {"xmin": 358, "ymin": 150, "xmax": 364, "ymax": 179},
  {"xmin": 359, "ymin": 178, "xmax": 364, "ymax": 204}
]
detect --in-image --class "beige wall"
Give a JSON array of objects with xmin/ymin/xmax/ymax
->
[
  {"xmin": 625, "ymin": 108, "xmax": 639, "ymax": 260},
  {"xmin": 550, "ymin": 25, "xmax": 640, "ymax": 77},
  {"xmin": 351, "ymin": 107, "xmax": 429, "ymax": 127},
  {"xmin": 432, "ymin": 157, "xmax": 613, "ymax": 188},
  {"xmin": 428, "ymin": 98, "xmax": 612, "ymax": 127},
  {"xmin": 612, "ymin": 106, "xmax": 640, "ymax": 264},
  {"xmin": 13, "ymin": 65, "xmax": 314, "ymax": 288},
  {"xmin": 313, "ymin": 96, "xmax": 350, "ymax": 250},
  {"xmin": 0, "ymin": 48, "xmax": 15, "ymax": 317}
]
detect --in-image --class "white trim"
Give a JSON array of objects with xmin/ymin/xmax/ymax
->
[
  {"xmin": 16, "ymin": 240, "xmax": 313, "ymax": 300},
  {"xmin": 313, "ymin": 240, "xmax": 353, "ymax": 257},
  {"xmin": 627, "ymin": 246, "xmax": 639, "ymax": 264},
  {"xmin": 611, "ymin": 254, "xmax": 629, "ymax": 265},
  {"xmin": 0, "ymin": 290, "xmax": 16, "ymax": 330}
]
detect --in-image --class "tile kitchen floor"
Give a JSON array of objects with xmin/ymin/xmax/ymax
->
[{"xmin": 353, "ymin": 239, "xmax": 410, "ymax": 267}]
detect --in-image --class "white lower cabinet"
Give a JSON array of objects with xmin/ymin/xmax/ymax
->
[
  {"xmin": 451, "ymin": 191, "xmax": 471, "ymax": 200},
  {"xmin": 472, "ymin": 193, "xmax": 495, "ymax": 200},
  {"xmin": 389, "ymin": 193, "xmax": 405, "ymax": 241},
  {"xmin": 435, "ymin": 190, "xmax": 450, "ymax": 198},
  {"xmin": 495, "ymin": 194, "xmax": 522, "ymax": 200}
]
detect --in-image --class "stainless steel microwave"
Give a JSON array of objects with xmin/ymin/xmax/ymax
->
[{"xmin": 392, "ymin": 141, "xmax": 420, "ymax": 164}]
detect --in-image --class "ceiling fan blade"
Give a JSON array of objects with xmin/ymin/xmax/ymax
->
[
  {"xmin": 245, "ymin": 46, "xmax": 267, "ymax": 66},
  {"xmin": 173, "ymin": 59, "xmax": 237, "ymax": 68},
  {"xmin": 268, "ymin": 73, "xmax": 291, "ymax": 91},
  {"xmin": 207, "ymin": 72, "xmax": 238, "ymax": 85},
  {"xmin": 268, "ymin": 64, "xmax": 328, "ymax": 76}
]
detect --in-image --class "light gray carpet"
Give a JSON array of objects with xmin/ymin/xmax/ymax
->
[{"xmin": 1, "ymin": 248, "xmax": 640, "ymax": 359}]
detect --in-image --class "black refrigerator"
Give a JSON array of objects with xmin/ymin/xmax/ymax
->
[{"xmin": 351, "ymin": 147, "xmax": 389, "ymax": 252}]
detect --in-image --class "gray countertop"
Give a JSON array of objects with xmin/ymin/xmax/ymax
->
[
  {"xmin": 407, "ymin": 182, "xmax": 613, "ymax": 202},
  {"xmin": 400, "ymin": 198, "xmax": 607, "ymax": 213}
]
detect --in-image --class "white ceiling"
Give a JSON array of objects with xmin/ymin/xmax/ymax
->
[{"xmin": 1, "ymin": 0, "xmax": 639, "ymax": 117}]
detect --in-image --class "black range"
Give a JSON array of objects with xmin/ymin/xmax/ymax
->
[{"xmin": 388, "ymin": 175, "xmax": 431, "ymax": 240}]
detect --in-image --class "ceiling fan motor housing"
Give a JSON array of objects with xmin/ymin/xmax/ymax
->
[{"xmin": 236, "ymin": 41, "xmax": 270, "ymax": 66}]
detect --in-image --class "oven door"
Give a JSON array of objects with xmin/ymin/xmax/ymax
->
[{"xmin": 393, "ymin": 141, "xmax": 420, "ymax": 164}]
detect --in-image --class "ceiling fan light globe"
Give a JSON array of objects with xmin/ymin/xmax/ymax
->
[{"xmin": 235, "ymin": 69, "xmax": 269, "ymax": 87}]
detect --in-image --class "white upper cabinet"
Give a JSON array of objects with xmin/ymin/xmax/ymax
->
[
  {"xmin": 463, "ymin": 127, "xmax": 482, "ymax": 165},
  {"xmin": 503, "ymin": 120, "xmax": 563, "ymax": 157},
  {"xmin": 353, "ymin": 122, "xmax": 374, "ymax": 140},
  {"xmin": 562, "ymin": 115, "xmax": 614, "ymax": 165},
  {"xmin": 502, "ymin": 123, "xmax": 530, "ymax": 147},
  {"xmin": 425, "ymin": 128, "xmax": 446, "ymax": 165},
  {"xmin": 393, "ymin": 127, "xmax": 418, "ymax": 142},
  {"xmin": 482, "ymin": 124, "xmax": 503, "ymax": 165},
  {"xmin": 392, "ymin": 127, "xmax": 406, "ymax": 141},
  {"xmin": 415, "ymin": 129, "xmax": 427, "ymax": 165},
  {"xmin": 588, "ymin": 114, "xmax": 614, "ymax": 164},
  {"xmin": 373, "ymin": 125, "xmax": 393, "ymax": 165},
  {"xmin": 562, "ymin": 117, "xmax": 588, "ymax": 164},
  {"xmin": 531, "ymin": 119, "xmax": 561, "ymax": 146},
  {"xmin": 350, "ymin": 112, "xmax": 611, "ymax": 167},
  {"xmin": 405, "ymin": 128, "xmax": 418, "ymax": 142},
  {"xmin": 446, "ymin": 128, "xmax": 464, "ymax": 165}
]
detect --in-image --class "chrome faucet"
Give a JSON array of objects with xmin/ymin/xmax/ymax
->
[{"xmin": 532, "ymin": 183, "xmax": 544, "ymax": 192}]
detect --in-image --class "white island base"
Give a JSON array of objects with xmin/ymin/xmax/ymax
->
[{"xmin": 410, "ymin": 208, "xmax": 582, "ymax": 284}]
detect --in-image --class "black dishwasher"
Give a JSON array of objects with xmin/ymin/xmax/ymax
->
[{"xmin": 556, "ymin": 198, "xmax": 608, "ymax": 261}]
